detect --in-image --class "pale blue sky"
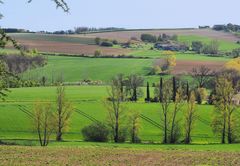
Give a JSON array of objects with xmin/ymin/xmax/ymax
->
[{"xmin": 0, "ymin": 0, "xmax": 239, "ymax": 31}]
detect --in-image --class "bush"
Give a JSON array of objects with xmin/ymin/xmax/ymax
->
[
  {"xmin": 94, "ymin": 50, "xmax": 102, "ymax": 57},
  {"xmin": 118, "ymin": 128, "xmax": 128, "ymax": 143},
  {"xmin": 191, "ymin": 41, "xmax": 203, "ymax": 54},
  {"xmin": 202, "ymin": 40, "xmax": 219, "ymax": 55},
  {"xmin": 82, "ymin": 122, "xmax": 109, "ymax": 142},
  {"xmin": 112, "ymin": 40, "xmax": 118, "ymax": 45},
  {"xmin": 195, "ymin": 88, "xmax": 207, "ymax": 104},
  {"xmin": 95, "ymin": 37, "xmax": 101, "ymax": 45},
  {"xmin": 100, "ymin": 41, "xmax": 113, "ymax": 47}
]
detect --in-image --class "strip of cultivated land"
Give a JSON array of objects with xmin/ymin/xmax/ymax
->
[{"xmin": 1, "ymin": 144, "xmax": 240, "ymax": 165}]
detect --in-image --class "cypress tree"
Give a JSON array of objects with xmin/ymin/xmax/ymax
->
[
  {"xmin": 186, "ymin": 81, "xmax": 189, "ymax": 101},
  {"xmin": 159, "ymin": 77, "xmax": 163, "ymax": 102},
  {"xmin": 173, "ymin": 77, "xmax": 176, "ymax": 102},
  {"xmin": 146, "ymin": 82, "xmax": 150, "ymax": 102}
]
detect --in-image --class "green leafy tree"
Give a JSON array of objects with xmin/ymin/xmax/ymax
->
[{"xmin": 212, "ymin": 76, "xmax": 238, "ymax": 144}]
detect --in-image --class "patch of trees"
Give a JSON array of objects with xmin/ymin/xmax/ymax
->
[
  {"xmin": 213, "ymin": 23, "xmax": 240, "ymax": 32},
  {"xmin": 140, "ymin": 33, "xmax": 178, "ymax": 43},
  {"xmin": 2, "ymin": 28, "xmax": 30, "ymax": 33},
  {"xmin": 226, "ymin": 48, "xmax": 240, "ymax": 58},
  {"xmin": 191, "ymin": 40, "xmax": 220, "ymax": 55},
  {"xmin": 95, "ymin": 37, "xmax": 118, "ymax": 47},
  {"xmin": 140, "ymin": 34, "xmax": 157, "ymax": 43},
  {"xmin": 0, "ymin": 55, "xmax": 46, "ymax": 74},
  {"xmin": 150, "ymin": 51, "xmax": 176, "ymax": 75},
  {"xmin": 33, "ymin": 85, "xmax": 74, "ymax": 146},
  {"xmin": 74, "ymin": 27, "xmax": 125, "ymax": 34}
]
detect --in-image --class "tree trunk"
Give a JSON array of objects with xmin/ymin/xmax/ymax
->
[
  {"xmin": 221, "ymin": 117, "xmax": 226, "ymax": 144},
  {"xmin": 170, "ymin": 112, "xmax": 177, "ymax": 143},
  {"xmin": 227, "ymin": 115, "xmax": 232, "ymax": 144},
  {"xmin": 163, "ymin": 113, "xmax": 167, "ymax": 144},
  {"xmin": 133, "ymin": 88, "xmax": 137, "ymax": 102}
]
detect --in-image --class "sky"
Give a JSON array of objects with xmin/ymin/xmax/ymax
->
[{"xmin": 0, "ymin": 0, "xmax": 239, "ymax": 32}]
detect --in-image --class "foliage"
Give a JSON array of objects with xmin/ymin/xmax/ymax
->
[
  {"xmin": 128, "ymin": 110, "xmax": 141, "ymax": 143},
  {"xmin": 195, "ymin": 88, "xmax": 208, "ymax": 104},
  {"xmin": 225, "ymin": 58, "xmax": 240, "ymax": 73},
  {"xmin": 202, "ymin": 40, "xmax": 220, "ymax": 55},
  {"xmin": 82, "ymin": 122, "xmax": 109, "ymax": 142},
  {"xmin": 0, "ymin": 61, "xmax": 10, "ymax": 100},
  {"xmin": 141, "ymin": 34, "xmax": 157, "ymax": 43},
  {"xmin": 191, "ymin": 41, "xmax": 203, "ymax": 54},
  {"xmin": 100, "ymin": 41, "xmax": 113, "ymax": 47},
  {"xmin": 212, "ymin": 76, "xmax": 238, "ymax": 144},
  {"xmin": 125, "ymin": 74, "xmax": 144, "ymax": 101},
  {"xmin": 1, "ymin": 55, "xmax": 46, "ymax": 74},
  {"xmin": 94, "ymin": 50, "xmax": 102, "ymax": 57}
]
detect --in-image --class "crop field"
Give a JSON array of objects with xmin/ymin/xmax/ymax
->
[
  {"xmin": 1, "ymin": 144, "xmax": 240, "ymax": 165},
  {"xmin": 72, "ymin": 28, "xmax": 240, "ymax": 42}
]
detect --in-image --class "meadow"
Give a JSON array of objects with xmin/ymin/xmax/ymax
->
[{"xmin": 0, "ymin": 86, "xmax": 217, "ymax": 144}]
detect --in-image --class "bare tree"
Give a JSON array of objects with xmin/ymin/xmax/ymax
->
[
  {"xmin": 104, "ymin": 80, "xmax": 125, "ymax": 143},
  {"xmin": 112, "ymin": 74, "xmax": 125, "ymax": 101},
  {"xmin": 191, "ymin": 65, "xmax": 213, "ymax": 88},
  {"xmin": 160, "ymin": 80, "xmax": 172, "ymax": 143},
  {"xmin": 128, "ymin": 110, "xmax": 141, "ymax": 143},
  {"xmin": 169, "ymin": 87, "xmax": 184, "ymax": 143},
  {"xmin": 33, "ymin": 101, "xmax": 55, "ymax": 146},
  {"xmin": 184, "ymin": 91, "xmax": 197, "ymax": 144},
  {"xmin": 56, "ymin": 85, "xmax": 73, "ymax": 141}
]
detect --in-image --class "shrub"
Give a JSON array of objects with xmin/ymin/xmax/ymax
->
[
  {"xmin": 94, "ymin": 50, "xmax": 102, "ymax": 57},
  {"xmin": 202, "ymin": 40, "xmax": 219, "ymax": 55},
  {"xmin": 191, "ymin": 41, "xmax": 203, "ymax": 53},
  {"xmin": 195, "ymin": 88, "xmax": 207, "ymax": 104},
  {"xmin": 100, "ymin": 41, "xmax": 113, "ymax": 47},
  {"xmin": 112, "ymin": 40, "xmax": 118, "ymax": 45},
  {"xmin": 95, "ymin": 37, "xmax": 101, "ymax": 45},
  {"xmin": 82, "ymin": 122, "xmax": 109, "ymax": 142}
]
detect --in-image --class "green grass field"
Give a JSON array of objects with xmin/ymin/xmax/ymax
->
[
  {"xmin": 22, "ymin": 56, "xmax": 154, "ymax": 83},
  {"xmin": 0, "ymin": 86, "xmax": 219, "ymax": 144},
  {"xmin": 178, "ymin": 35, "xmax": 240, "ymax": 51},
  {"xmin": 20, "ymin": 55, "xmax": 226, "ymax": 84}
]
